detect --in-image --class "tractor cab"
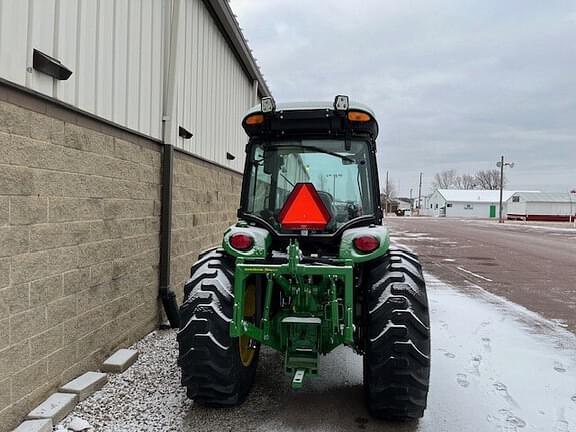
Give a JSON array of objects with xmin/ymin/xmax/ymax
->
[{"xmin": 238, "ymin": 96, "xmax": 382, "ymax": 252}]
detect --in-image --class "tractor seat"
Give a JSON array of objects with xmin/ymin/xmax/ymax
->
[{"xmin": 316, "ymin": 191, "xmax": 337, "ymax": 228}]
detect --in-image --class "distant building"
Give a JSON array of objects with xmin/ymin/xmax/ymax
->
[
  {"xmin": 426, "ymin": 189, "xmax": 518, "ymax": 218},
  {"xmin": 507, "ymin": 192, "xmax": 576, "ymax": 221},
  {"xmin": 396, "ymin": 197, "xmax": 413, "ymax": 210},
  {"xmin": 418, "ymin": 194, "xmax": 432, "ymax": 215}
]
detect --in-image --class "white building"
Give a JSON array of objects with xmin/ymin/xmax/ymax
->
[
  {"xmin": 427, "ymin": 189, "xmax": 517, "ymax": 218},
  {"xmin": 396, "ymin": 198, "xmax": 413, "ymax": 210},
  {"xmin": 507, "ymin": 192, "xmax": 576, "ymax": 221}
]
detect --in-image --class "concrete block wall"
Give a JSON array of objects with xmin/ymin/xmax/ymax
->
[
  {"xmin": 0, "ymin": 94, "xmax": 162, "ymax": 430},
  {"xmin": 0, "ymin": 86, "xmax": 242, "ymax": 431},
  {"xmin": 170, "ymin": 152, "xmax": 241, "ymax": 300}
]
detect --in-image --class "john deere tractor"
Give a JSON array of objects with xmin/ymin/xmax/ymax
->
[{"xmin": 177, "ymin": 96, "xmax": 430, "ymax": 420}]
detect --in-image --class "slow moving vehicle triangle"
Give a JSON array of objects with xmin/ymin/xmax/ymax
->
[{"xmin": 279, "ymin": 183, "xmax": 331, "ymax": 230}]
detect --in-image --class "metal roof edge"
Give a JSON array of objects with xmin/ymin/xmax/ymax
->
[
  {"xmin": 435, "ymin": 189, "xmax": 517, "ymax": 203},
  {"xmin": 512, "ymin": 191, "xmax": 574, "ymax": 202},
  {"xmin": 205, "ymin": 0, "xmax": 271, "ymax": 98}
]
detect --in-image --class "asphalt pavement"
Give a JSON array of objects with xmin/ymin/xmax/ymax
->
[{"xmin": 385, "ymin": 216, "xmax": 576, "ymax": 333}]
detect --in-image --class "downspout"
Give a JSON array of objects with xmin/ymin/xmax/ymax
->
[{"xmin": 159, "ymin": 0, "xmax": 181, "ymax": 328}]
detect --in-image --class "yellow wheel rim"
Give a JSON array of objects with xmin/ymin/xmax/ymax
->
[{"xmin": 239, "ymin": 284, "xmax": 256, "ymax": 367}]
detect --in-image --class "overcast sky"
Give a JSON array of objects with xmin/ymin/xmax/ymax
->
[{"xmin": 230, "ymin": 0, "xmax": 576, "ymax": 196}]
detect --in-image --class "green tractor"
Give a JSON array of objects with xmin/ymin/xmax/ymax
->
[{"xmin": 177, "ymin": 95, "xmax": 430, "ymax": 420}]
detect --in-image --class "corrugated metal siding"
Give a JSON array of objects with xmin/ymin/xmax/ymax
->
[
  {"xmin": 29, "ymin": 0, "xmax": 56, "ymax": 94},
  {"xmin": 0, "ymin": 0, "xmax": 164, "ymax": 140},
  {"xmin": 174, "ymin": 0, "xmax": 256, "ymax": 171},
  {"xmin": 54, "ymin": 0, "xmax": 78, "ymax": 105},
  {"xmin": 526, "ymin": 202, "xmax": 573, "ymax": 216},
  {"xmin": 0, "ymin": 0, "xmax": 29, "ymax": 87},
  {"xmin": 0, "ymin": 0, "xmax": 258, "ymax": 167},
  {"xmin": 506, "ymin": 200, "xmax": 527, "ymax": 215}
]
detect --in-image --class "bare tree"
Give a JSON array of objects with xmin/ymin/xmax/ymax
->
[
  {"xmin": 432, "ymin": 169, "xmax": 458, "ymax": 189},
  {"xmin": 381, "ymin": 175, "xmax": 397, "ymax": 212},
  {"xmin": 432, "ymin": 168, "xmax": 506, "ymax": 191},
  {"xmin": 455, "ymin": 173, "xmax": 476, "ymax": 190},
  {"xmin": 475, "ymin": 169, "xmax": 505, "ymax": 190}
]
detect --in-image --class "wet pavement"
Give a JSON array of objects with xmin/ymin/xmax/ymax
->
[
  {"xmin": 65, "ymin": 272, "xmax": 576, "ymax": 431},
  {"xmin": 230, "ymin": 275, "xmax": 576, "ymax": 432},
  {"xmin": 385, "ymin": 217, "xmax": 576, "ymax": 333}
]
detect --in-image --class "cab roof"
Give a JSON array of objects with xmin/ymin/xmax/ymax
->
[
  {"xmin": 244, "ymin": 100, "xmax": 376, "ymax": 118},
  {"xmin": 242, "ymin": 100, "xmax": 379, "ymax": 140}
]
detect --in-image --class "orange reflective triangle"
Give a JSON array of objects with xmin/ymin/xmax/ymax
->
[{"xmin": 278, "ymin": 183, "xmax": 331, "ymax": 230}]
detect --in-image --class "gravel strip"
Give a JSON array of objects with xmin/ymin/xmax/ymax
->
[
  {"xmin": 59, "ymin": 329, "xmax": 288, "ymax": 432},
  {"xmin": 60, "ymin": 330, "xmax": 189, "ymax": 432}
]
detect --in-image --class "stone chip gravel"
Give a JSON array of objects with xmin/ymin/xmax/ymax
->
[{"xmin": 60, "ymin": 329, "xmax": 286, "ymax": 432}]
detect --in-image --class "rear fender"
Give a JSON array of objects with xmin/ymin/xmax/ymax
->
[
  {"xmin": 222, "ymin": 223, "xmax": 271, "ymax": 259},
  {"xmin": 339, "ymin": 225, "xmax": 390, "ymax": 263}
]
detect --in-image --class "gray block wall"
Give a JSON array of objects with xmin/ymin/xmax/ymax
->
[
  {"xmin": 170, "ymin": 152, "xmax": 241, "ymax": 299},
  {"xmin": 0, "ymin": 85, "xmax": 241, "ymax": 432}
]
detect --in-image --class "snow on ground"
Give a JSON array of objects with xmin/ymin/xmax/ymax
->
[
  {"xmin": 60, "ymin": 274, "xmax": 576, "ymax": 432},
  {"xmin": 426, "ymin": 217, "xmax": 576, "ymax": 234}
]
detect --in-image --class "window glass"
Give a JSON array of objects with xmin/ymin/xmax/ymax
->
[{"xmin": 245, "ymin": 139, "xmax": 374, "ymax": 232}]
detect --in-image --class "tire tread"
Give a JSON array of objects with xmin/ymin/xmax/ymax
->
[
  {"xmin": 177, "ymin": 250, "xmax": 258, "ymax": 407},
  {"xmin": 363, "ymin": 247, "xmax": 431, "ymax": 420}
]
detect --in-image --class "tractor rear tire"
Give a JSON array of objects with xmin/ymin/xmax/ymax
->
[
  {"xmin": 363, "ymin": 246, "xmax": 430, "ymax": 420},
  {"xmin": 177, "ymin": 249, "xmax": 259, "ymax": 407}
]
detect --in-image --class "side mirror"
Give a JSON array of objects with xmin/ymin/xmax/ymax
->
[{"xmin": 263, "ymin": 150, "xmax": 280, "ymax": 175}]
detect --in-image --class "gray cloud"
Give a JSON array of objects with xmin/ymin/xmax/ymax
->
[{"xmin": 231, "ymin": 0, "xmax": 576, "ymax": 195}]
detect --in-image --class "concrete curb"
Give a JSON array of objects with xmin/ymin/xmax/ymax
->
[
  {"xmin": 59, "ymin": 371, "xmax": 108, "ymax": 401},
  {"xmin": 26, "ymin": 393, "xmax": 78, "ymax": 424},
  {"xmin": 101, "ymin": 348, "xmax": 139, "ymax": 373},
  {"xmin": 11, "ymin": 419, "xmax": 52, "ymax": 432},
  {"xmin": 12, "ymin": 348, "xmax": 139, "ymax": 431}
]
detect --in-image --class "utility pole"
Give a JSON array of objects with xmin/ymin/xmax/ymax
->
[
  {"xmin": 325, "ymin": 173, "xmax": 342, "ymax": 200},
  {"xmin": 385, "ymin": 171, "xmax": 389, "ymax": 215},
  {"xmin": 497, "ymin": 156, "xmax": 514, "ymax": 223},
  {"xmin": 418, "ymin": 172, "xmax": 423, "ymax": 215},
  {"xmin": 570, "ymin": 190, "xmax": 576, "ymax": 228},
  {"xmin": 570, "ymin": 192, "xmax": 573, "ymax": 227},
  {"xmin": 498, "ymin": 156, "xmax": 504, "ymax": 223},
  {"xmin": 409, "ymin": 188, "xmax": 413, "ymax": 210}
]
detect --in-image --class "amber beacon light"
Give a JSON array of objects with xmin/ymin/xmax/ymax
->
[{"xmin": 347, "ymin": 111, "xmax": 371, "ymax": 122}]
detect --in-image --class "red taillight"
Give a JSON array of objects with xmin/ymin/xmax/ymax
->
[
  {"xmin": 229, "ymin": 233, "xmax": 254, "ymax": 251},
  {"xmin": 353, "ymin": 235, "xmax": 380, "ymax": 253}
]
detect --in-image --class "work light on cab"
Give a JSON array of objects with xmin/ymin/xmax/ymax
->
[
  {"xmin": 229, "ymin": 233, "xmax": 254, "ymax": 251},
  {"xmin": 353, "ymin": 235, "xmax": 380, "ymax": 253},
  {"xmin": 333, "ymin": 95, "xmax": 349, "ymax": 111},
  {"xmin": 261, "ymin": 96, "xmax": 276, "ymax": 113}
]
